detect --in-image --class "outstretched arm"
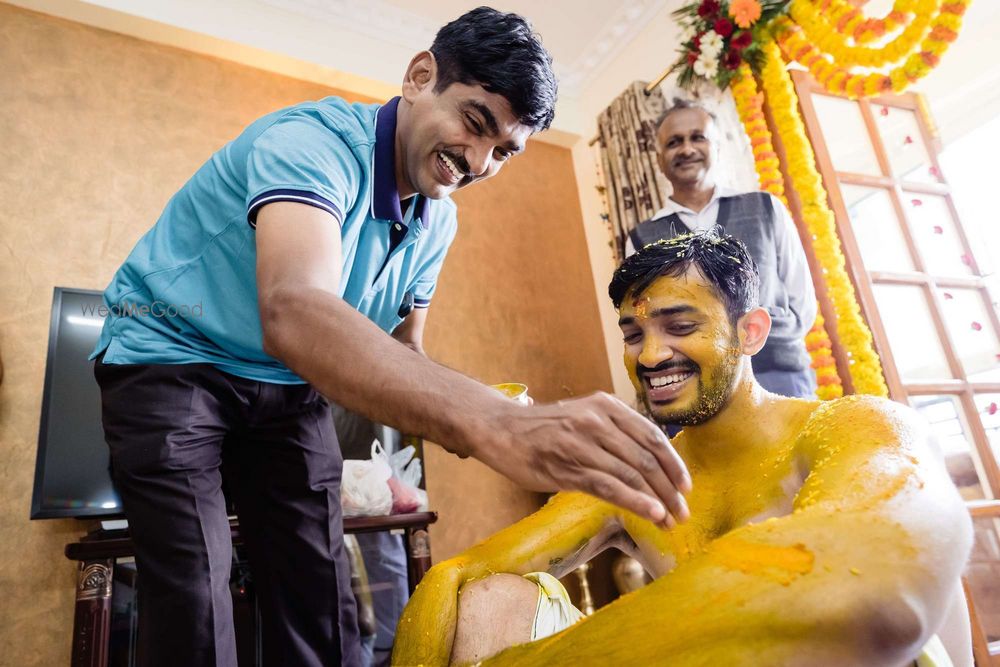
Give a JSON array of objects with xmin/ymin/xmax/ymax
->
[
  {"xmin": 482, "ymin": 397, "xmax": 972, "ymax": 666},
  {"xmin": 255, "ymin": 202, "xmax": 691, "ymax": 526},
  {"xmin": 392, "ymin": 493, "xmax": 619, "ymax": 666}
]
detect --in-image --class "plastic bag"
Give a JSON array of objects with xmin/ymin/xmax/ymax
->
[
  {"xmin": 387, "ymin": 445, "xmax": 428, "ymax": 514},
  {"xmin": 341, "ymin": 441, "xmax": 393, "ymax": 517}
]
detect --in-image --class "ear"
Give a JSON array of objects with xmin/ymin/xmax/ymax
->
[
  {"xmin": 736, "ymin": 307, "xmax": 771, "ymax": 356},
  {"xmin": 402, "ymin": 51, "xmax": 436, "ymax": 103}
]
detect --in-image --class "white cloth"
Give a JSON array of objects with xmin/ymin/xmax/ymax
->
[
  {"xmin": 623, "ymin": 186, "xmax": 816, "ymax": 341},
  {"xmin": 524, "ymin": 572, "xmax": 585, "ymax": 641}
]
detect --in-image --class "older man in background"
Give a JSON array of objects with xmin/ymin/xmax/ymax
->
[{"xmin": 627, "ymin": 99, "xmax": 818, "ymax": 399}]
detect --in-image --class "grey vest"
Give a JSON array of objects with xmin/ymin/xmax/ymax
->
[{"xmin": 628, "ymin": 193, "xmax": 811, "ymax": 372}]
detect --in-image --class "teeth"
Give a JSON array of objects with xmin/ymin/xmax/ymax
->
[
  {"xmin": 439, "ymin": 152, "xmax": 461, "ymax": 179},
  {"xmin": 649, "ymin": 373, "xmax": 690, "ymax": 388}
]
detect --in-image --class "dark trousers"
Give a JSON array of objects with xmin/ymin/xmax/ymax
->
[{"xmin": 95, "ymin": 358, "xmax": 361, "ymax": 667}]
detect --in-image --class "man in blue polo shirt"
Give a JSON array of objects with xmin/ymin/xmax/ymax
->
[{"xmin": 93, "ymin": 7, "xmax": 692, "ymax": 666}]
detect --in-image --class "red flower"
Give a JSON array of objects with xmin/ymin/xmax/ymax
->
[
  {"xmin": 731, "ymin": 30, "xmax": 753, "ymax": 50},
  {"xmin": 698, "ymin": 0, "xmax": 720, "ymax": 18},
  {"xmin": 693, "ymin": 31, "xmax": 704, "ymax": 49},
  {"xmin": 687, "ymin": 50, "xmax": 699, "ymax": 65},
  {"xmin": 714, "ymin": 17, "xmax": 734, "ymax": 37},
  {"xmin": 724, "ymin": 49, "xmax": 743, "ymax": 70}
]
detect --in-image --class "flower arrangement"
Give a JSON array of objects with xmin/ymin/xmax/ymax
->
[
  {"xmin": 662, "ymin": 0, "xmax": 969, "ymax": 397},
  {"xmin": 670, "ymin": 0, "xmax": 790, "ymax": 90}
]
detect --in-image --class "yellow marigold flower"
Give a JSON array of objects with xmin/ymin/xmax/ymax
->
[{"xmin": 729, "ymin": 0, "xmax": 762, "ymax": 29}]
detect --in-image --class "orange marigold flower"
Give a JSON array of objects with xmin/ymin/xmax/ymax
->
[{"xmin": 728, "ymin": 0, "xmax": 762, "ymax": 29}]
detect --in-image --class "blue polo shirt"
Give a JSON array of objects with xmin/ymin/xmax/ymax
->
[{"xmin": 92, "ymin": 96, "xmax": 458, "ymax": 384}]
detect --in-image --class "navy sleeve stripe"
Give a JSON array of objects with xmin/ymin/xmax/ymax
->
[
  {"xmin": 413, "ymin": 297, "xmax": 431, "ymax": 308},
  {"xmin": 247, "ymin": 189, "xmax": 342, "ymax": 228}
]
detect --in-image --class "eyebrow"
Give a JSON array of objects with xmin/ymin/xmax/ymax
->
[
  {"xmin": 618, "ymin": 305, "xmax": 698, "ymax": 327},
  {"xmin": 467, "ymin": 101, "xmax": 524, "ymax": 154},
  {"xmin": 666, "ymin": 130, "xmax": 704, "ymax": 141}
]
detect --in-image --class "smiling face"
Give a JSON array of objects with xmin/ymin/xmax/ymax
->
[
  {"xmin": 656, "ymin": 107, "xmax": 719, "ymax": 192},
  {"xmin": 397, "ymin": 52, "xmax": 533, "ymax": 200},
  {"xmin": 618, "ymin": 266, "xmax": 743, "ymax": 426}
]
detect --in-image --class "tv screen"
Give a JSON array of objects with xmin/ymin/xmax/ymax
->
[{"xmin": 30, "ymin": 287, "xmax": 122, "ymax": 519}]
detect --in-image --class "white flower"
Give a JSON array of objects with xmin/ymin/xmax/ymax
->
[
  {"xmin": 693, "ymin": 52, "xmax": 719, "ymax": 78},
  {"xmin": 700, "ymin": 30, "xmax": 724, "ymax": 56},
  {"xmin": 681, "ymin": 23, "xmax": 697, "ymax": 43}
]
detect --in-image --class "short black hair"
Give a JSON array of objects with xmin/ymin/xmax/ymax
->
[
  {"xmin": 431, "ymin": 6, "xmax": 557, "ymax": 132},
  {"xmin": 609, "ymin": 230, "xmax": 760, "ymax": 324}
]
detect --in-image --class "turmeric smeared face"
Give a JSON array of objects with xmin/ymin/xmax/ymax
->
[{"xmin": 619, "ymin": 266, "xmax": 742, "ymax": 426}]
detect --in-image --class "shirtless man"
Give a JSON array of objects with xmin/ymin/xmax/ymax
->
[{"xmin": 393, "ymin": 231, "xmax": 974, "ymax": 666}]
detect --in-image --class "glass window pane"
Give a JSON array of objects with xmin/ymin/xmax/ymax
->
[
  {"xmin": 905, "ymin": 193, "xmax": 975, "ymax": 277},
  {"xmin": 872, "ymin": 284, "xmax": 953, "ymax": 380},
  {"xmin": 974, "ymin": 394, "xmax": 1000, "ymax": 464},
  {"xmin": 812, "ymin": 94, "xmax": 882, "ymax": 176},
  {"xmin": 872, "ymin": 104, "xmax": 941, "ymax": 184},
  {"xmin": 910, "ymin": 395, "xmax": 989, "ymax": 500},
  {"xmin": 966, "ymin": 515, "xmax": 1000, "ymax": 642},
  {"xmin": 938, "ymin": 287, "xmax": 1000, "ymax": 379},
  {"xmin": 840, "ymin": 184, "xmax": 915, "ymax": 272}
]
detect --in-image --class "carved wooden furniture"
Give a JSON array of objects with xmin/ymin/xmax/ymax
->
[{"xmin": 65, "ymin": 512, "xmax": 437, "ymax": 667}]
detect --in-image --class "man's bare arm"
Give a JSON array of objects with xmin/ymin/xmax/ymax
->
[
  {"xmin": 254, "ymin": 202, "xmax": 691, "ymax": 524},
  {"xmin": 480, "ymin": 396, "xmax": 972, "ymax": 667}
]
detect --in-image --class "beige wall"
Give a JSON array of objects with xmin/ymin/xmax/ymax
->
[{"xmin": 0, "ymin": 5, "xmax": 612, "ymax": 665}]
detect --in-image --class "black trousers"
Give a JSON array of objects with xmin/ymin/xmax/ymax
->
[{"xmin": 95, "ymin": 358, "xmax": 361, "ymax": 667}]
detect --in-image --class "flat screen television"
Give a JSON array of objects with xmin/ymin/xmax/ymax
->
[{"xmin": 30, "ymin": 287, "xmax": 123, "ymax": 519}]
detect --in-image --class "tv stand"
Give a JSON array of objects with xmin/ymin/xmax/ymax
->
[{"xmin": 65, "ymin": 512, "xmax": 437, "ymax": 667}]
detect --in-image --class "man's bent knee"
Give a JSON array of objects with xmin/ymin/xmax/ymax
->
[{"xmin": 450, "ymin": 573, "xmax": 538, "ymax": 665}]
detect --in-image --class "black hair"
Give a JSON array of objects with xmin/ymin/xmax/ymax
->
[
  {"xmin": 609, "ymin": 229, "xmax": 760, "ymax": 324},
  {"xmin": 430, "ymin": 6, "xmax": 557, "ymax": 132}
]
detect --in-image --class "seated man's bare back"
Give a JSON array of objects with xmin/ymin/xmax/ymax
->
[{"xmin": 394, "ymin": 233, "xmax": 972, "ymax": 666}]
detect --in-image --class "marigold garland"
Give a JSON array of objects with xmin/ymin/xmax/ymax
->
[
  {"xmin": 664, "ymin": 0, "xmax": 971, "ymax": 397},
  {"xmin": 773, "ymin": 0, "xmax": 969, "ymax": 99},
  {"xmin": 731, "ymin": 65, "xmax": 785, "ymax": 201},
  {"xmin": 788, "ymin": 0, "xmax": 935, "ymax": 69},
  {"xmin": 813, "ymin": 0, "xmax": 919, "ymax": 44},
  {"xmin": 759, "ymin": 40, "xmax": 888, "ymax": 396},
  {"xmin": 731, "ymin": 64, "xmax": 844, "ymax": 400}
]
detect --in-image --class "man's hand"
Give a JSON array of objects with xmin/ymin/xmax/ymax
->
[
  {"xmin": 256, "ymin": 201, "xmax": 690, "ymax": 526},
  {"xmin": 475, "ymin": 392, "xmax": 691, "ymax": 527}
]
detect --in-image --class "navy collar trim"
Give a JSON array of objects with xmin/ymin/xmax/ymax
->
[{"xmin": 373, "ymin": 96, "xmax": 429, "ymax": 225}]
